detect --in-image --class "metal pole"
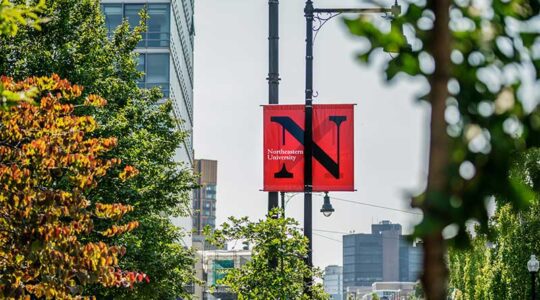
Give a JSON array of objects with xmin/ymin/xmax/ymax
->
[
  {"xmin": 280, "ymin": 192, "xmax": 285, "ymax": 217},
  {"xmin": 304, "ymin": 0, "xmax": 314, "ymax": 296},
  {"xmin": 268, "ymin": 0, "xmax": 280, "ymax": 213},
  {"xmin": 268, "ymin": 0, "xmax": 280, "ymax": 275},
  {"xmin": 533, "ymin": 272, "xmax": 537, "ymax": 300}
]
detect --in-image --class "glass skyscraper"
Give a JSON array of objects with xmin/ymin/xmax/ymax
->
[
  {"xmin": 101, "ymin": 0, "xmax": 195, "ymax": 245},
  {"xmin": 102, "ymin": 0, "xmax": 194, "ymax": 165},
  {"xmin": 343, "ymin": 221, "xmax": 423, "ymax": 292}
]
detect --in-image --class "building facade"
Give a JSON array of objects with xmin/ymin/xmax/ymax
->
[
  {"xmin": 324, "ymin": 265, "xmax": 343, "ymax": 300},
  {"xmin": 194, "ymin": 249, "xmax": 251, "ymax": 300},
  {"xmin": 101, "ymin": 0, "xmax": 195, "ymax": 245},
  {"xmin": 343, "ymin": 221, "xmax": 423, "ymax": 292},
  {"xmin": 355, "ymin": 282, "xmax": 417, "ymax": 300},
  {"xmin": 193, "ymin": 159, "xmax": 218, "ymax": 235},
  {"xmin": 101, "ymin": 0, "xmax": 194, "ymax": 165}
]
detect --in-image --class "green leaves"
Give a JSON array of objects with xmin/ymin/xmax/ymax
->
[
  {"xmin": 207, "ymin": 209, "xmax": 329, "ymax": 300},
  {"xmin": 0, "ymin": 0, "xmax": 46, "ymax": 37},
  {"xmin": 449, "ymin": 198, "xmax": 540, "ymax": 299}
]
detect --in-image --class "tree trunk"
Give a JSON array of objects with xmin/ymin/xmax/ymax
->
[
  {"xmin": 422, "ymin": 232, "xmax": 448, "ymax": 300},
  {"xmin": 422, "ymin": 0, "xmax": 452, "ymax": 299}
]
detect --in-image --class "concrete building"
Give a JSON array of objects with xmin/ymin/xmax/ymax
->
[
  {"xmin": 101, "ymin": 0, "xmax": 195, "ymax": 246},
  {"xmin": 194, "ymin": 249, "xmax": 251, "ymax": 300},
  {"xmin": 343, "ymin": 221, "xmax": 423, "ymax": 293},
  {"xmin": 324, "ymin": 265, "xmax": 343, "ymax": 300}
]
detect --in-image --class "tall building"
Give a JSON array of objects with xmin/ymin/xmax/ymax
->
[
  {"xmin": 193, "ymin": 159, "xmax": 218, "ymax": 235},
  {"xmin": 343, "ymin": 221, "xmax": 423, "ymax": 292},
  {"xmin": 101, "ymin": 0, "xmax": 195, "ymax": 245},
  {"xmin": 324, "ymin": 265, "xmax": 343, "ymax": 300},
  {"xmin": 101, "ymin": 0, "xmax": 194, "ymax": 165}
]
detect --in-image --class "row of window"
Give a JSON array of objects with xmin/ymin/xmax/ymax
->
[
  {"xmin": 103, "ymin": 3, "xmax": 170, "ymax": 48},
  {"xmin": 193, "ymin": 200, "xmax": 217, "ymax": 211},
  {"xmin": 101, "ymin": 4, "xmax": 172, "ymax": 97},
  {"xmin": 101, "ymin": 3, "xmax": 195, "ymax": 112},
  {"xmin": 193, "ymin": 186, "xmax": 217, "ymax": 200},
  {"xmin": 171, "ymin": 0, "xmax": 194, "ymax": 84},
  {"xmin": 193, "ymin": 218, "xmax": 216, "ymax": 230}
]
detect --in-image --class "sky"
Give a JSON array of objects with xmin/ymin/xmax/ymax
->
[{"xmin": 193, "ymin": 0, "xmax": 429, "ymax": 269}]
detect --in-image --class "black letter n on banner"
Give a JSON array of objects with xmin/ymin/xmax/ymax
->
[{"xmin": 270, "ymin": 116, "xmax": 346, "ymax": 179}]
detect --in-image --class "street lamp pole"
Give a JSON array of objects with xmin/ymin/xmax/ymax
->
[
  {"xmin": 268, "ymin": 0, "xmax": 280, "ymax": 213},
  {"xmin": 268, "ymin": 0, "xmax": 281, "ymax": 275},
  {"xmin": 529, "ymin": 255, "xmax": 539, "ymax": 300},
  {"xmin": 303, "ymin": 0, "xmax": 315, "ymax": 296},
  {"xmin": 302, "ymin": 0, "xmax": 403, "ymax": 295},
  {"xmin": 533, "ymin": 272, "xmax": 537, "ymax": 300}
]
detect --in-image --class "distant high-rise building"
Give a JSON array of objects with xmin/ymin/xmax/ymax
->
[
  {"xmin": 324, "ymin": 265, "xmax": 343, "ymax": 300},
  {"xmin": 193, "ymin": 159, "xmax": 217, "ymax": 235},
  {"xmin": 343, "ymin": 221, "xmax": 423, "ymax": 291},
  {"xmin": 101, "ymin": 0, "xmax": 195, "ymax": 246}
]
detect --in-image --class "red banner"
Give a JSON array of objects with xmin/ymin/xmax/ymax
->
[{"xmin": 263, "ymin": 104, "xmax": 354, "ymax": 192}]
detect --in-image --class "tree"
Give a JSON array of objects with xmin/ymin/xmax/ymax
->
[
  {"xmin": 0, "ymin": 0, "xmax": 46, "ymax": 107},
  {"xmin": 0, "ymin": 1, "xmax": 197, "ymax": 299},
  {"xmin": 448, "ymin": 203, "xmax": 540, "ymax": 300},
  {"xmin": 447, "ymin": 148, "xmax": 540, "ymax": 299},
  {"xmin": 407, "ymin": 282, "xmax": 425, "ymax": 300},
  {"xmin": 0, "ymin": 0, "xmax": 45, "ymax": 36},
  {"xmin": 345, "ymin": 1, "xmax": 540, "ymax": 298},
  {"xmin": 206, "ymin": 209, "xmax": 329, "ymax": 300},
  {"xmin": 0, "ymin": 75, "xmax": 147, "ymax": 299}
]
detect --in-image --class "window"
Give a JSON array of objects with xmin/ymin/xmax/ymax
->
[
  {"xmin": 343, "ymin": 247, "xmax": 355, "ymax": 256},
  {"xmin": 102, "ymin": 3, "xmax": 170, "ymax": 47},
  {"xmin": 146, "ymin": 53, "xmax": 169, "ymax": 91},
  {"xmin": 124, "ymin": 4, "xmax": 143, "ymax": 29},
  {"xmin": 124, "ymin": 4, "xmax": 144, "ymax": 47},
  {"xmin": 147, "ymin": 4, "xmax": 170, "ymax": 47},
  {"xmin": 343, "ymin": 236, "xmax": 355, "ymax": 246},
  {"xmin": 103, "ymin": 4, "xmax": 122, "ymax": 37},
  {"xmin": 205, "ymin": 185, "xmax": 217, "ymax": 200},
  {"xmin": 137, "ymin": 53, "xmax": 170, "ymax": 97}
]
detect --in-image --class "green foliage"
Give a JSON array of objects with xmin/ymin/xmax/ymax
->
[
  {"xmin": 0, "ymin": 79, "xmax": 38, "ymax": 109},
  {"xmin": 448, "ymin": 205, "xmax": 540, "ymax": 299},
  {"xmin": 447, "ymin": 148, "xmax": 540, "ymax": 299},
  {"xmin": 0, "ymin": 1, "xmax": 197, "ymax": 299},
  {"xmin": 206, "ymin": 209, "xmax": 329, "ymax": 300},
  {"xmin": 0, "ymin": 0, "xmax": 45, "ymax": 36},
  {"xmin": 345, "ymin": 0, "xmax": 540, "ymax": 243},
  {"xmin": 408, "ymin": 282, "xmax": 425, "ymax": 300}
]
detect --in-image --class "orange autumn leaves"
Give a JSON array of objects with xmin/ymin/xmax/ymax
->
[{"xmin": 0, "ymin": 75, "xmax": 147, "ymax": 299}]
